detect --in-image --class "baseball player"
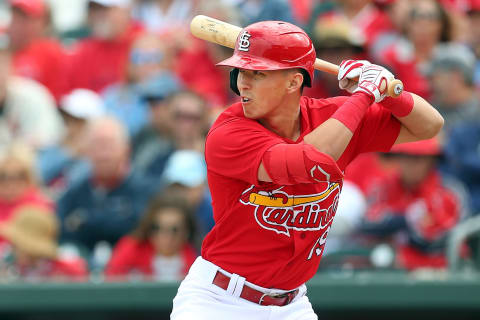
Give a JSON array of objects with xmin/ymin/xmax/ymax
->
[{"xmin": 171, "ymin": 21, "xmax": 444, "ymax": 320}]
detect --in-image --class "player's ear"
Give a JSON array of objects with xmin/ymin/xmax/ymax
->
[{"xmin": 286, "ymin": 70, "xmax": 303, "ymax": 93}]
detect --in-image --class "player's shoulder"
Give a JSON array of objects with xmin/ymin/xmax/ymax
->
[{"xmin": 301, "ymin": 95, "xmax": 350, "ymax": 110}]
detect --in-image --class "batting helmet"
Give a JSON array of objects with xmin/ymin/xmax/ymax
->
[{"xmin": 217, "ymin": 21, "xmax": 316, "ymax": 95}]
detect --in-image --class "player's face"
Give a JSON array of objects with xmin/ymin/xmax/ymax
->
[{"xmin": 237, "ymin": 69, "xmax": 291, "ymax": 119}]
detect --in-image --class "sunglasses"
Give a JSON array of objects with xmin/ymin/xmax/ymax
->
[
  {"xmin": 174, "ymin": 112, "xmax": 202, "ymax": 121},
  {"xmin": 151, "ymin": 223, "xmax": 184, "ymax": 236},
  {"xmin": 0, "ymin": 171, "xmax": 28, "ymax": 182},
  {"xmin": 410, "ymin": 10, "xmax": 441, "ymax": 20}
]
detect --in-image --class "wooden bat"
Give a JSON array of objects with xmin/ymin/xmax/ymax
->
[{"xmin": 190, "ymin": 15, "xmax": 404, "ymax": 98}]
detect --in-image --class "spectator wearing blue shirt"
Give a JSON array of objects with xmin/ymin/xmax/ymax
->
[
  {"xmin": 102, "ymin": 32, "xmax": 181, "ymax": 137},
  {"xmin": 37, "ymin": 89, "xmax": 105, "ymax": 196},
  {"xmin": 57, "ymin": 117, "xmax": 156, "ymax": 252},
  {"xmin": 444, "ymin": 122, "xmax": 480, "ymax": 215}
]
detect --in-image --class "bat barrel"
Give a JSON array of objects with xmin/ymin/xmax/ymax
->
[{"xmin": 190, "ymin": 15, "xmax": 242, "ymax": 49}]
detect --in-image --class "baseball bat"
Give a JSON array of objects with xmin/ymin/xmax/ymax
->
[{"xmin": 190, "ymin": 15, "xmax": 404, "ymax": 98}]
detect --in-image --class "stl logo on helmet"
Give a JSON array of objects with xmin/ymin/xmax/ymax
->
[{"xmin": 238, "ymin": 30, "xmax": 251, "ymax": 52}]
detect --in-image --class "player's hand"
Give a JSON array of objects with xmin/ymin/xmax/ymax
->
[
  {"xmin": 354, "ymin": 64, "xmax": 394, "ymax": 103},
  {"xmin": 337, "ymin": 59, "xmax": 370, "ymax": 93}
]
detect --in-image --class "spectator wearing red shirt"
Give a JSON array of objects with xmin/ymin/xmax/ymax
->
[
  {"xmin": 357, "ymin": 138, "xmax": 468, "ymax": 270},
  {"xmin": 67, "ymin": 0, "xmax": 143, "ymax": 94},
  {"xmin": 0, "ymin": 205, "xmax": 87, "ymax": 281},
  {"xmin": 304, "ymin": 14, "xmax": 366, "ymax": 99},
  {"xmin": 376, "ymin": 0, "xmax": 453, "ymax": 99},
  {"xmin": 307, "ymin": 0, "xmax": 394, "ymax": 52},
  {"xmin": 7, "ymin": 0, "xmax": 69, "ymax": 101},
  {"xmin": 105, "ymin": 196, "xmax": 197, "ymax": 281},
  {"xmin": 0, "ymin": 143, "xmax": 53, "ymax": 225}
]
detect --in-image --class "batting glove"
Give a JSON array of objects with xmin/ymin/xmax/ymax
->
[
  {"xmin": 337, "ymin": 59, "xmax": 371, "ymax": 93},
  {"xmin": 354, "ymin": 64, "xmax": 394, "ymax": 103}
]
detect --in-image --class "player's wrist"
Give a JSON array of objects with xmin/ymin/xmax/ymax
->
[
  {"xmin": 331, "ymin": 91, "xmax": 372, "ymax": 133},
  {"xmin": 353, "ymin": 83, "xmax": 378, "ymax": 103},
  {"xmin": 380, "ymin": 91, "xmax": 414, "ymax": 117}
]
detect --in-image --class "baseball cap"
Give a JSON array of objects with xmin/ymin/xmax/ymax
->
[
  {"xmin": 60, "ymin": 89, "xmax": 105, "ymax": 120},
  {"xmin": 89, "ymin": 0, "xmax": 132, "ymax": 7},
  {"xmin": 427, "ymin": 43, "xmax": 476, "ymax": 84},
  {"xmin": 10, "ymin": 0, "xmax": 46, "ymax": 17},
  {"xmin": 162, "ymin": 150, "xmax": 207, "ymax": 188},
  {"xmin": 137, "ymin": 72, "xmax": 181, "ymax": 102},
  {"xmin": 390, "ymin": 138, "xmax": 442, "ymax": 156},
  {"xmin": 312, "ymin": 14, "xmax": 365, "ymax": 51}
]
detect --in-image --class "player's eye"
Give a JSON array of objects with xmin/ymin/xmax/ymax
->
[{"xmin": 253, "ymin": 70, "xmax": 265, "ymax": 78}]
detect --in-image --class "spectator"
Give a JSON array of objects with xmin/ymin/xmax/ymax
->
[
  {"xmin": 444, "ymin": 121, "xmax": 480, "ymax": 214},
  {"xmin": 57, "ymin": 116, "xmax": 155, "ymax": 253},
  {"xmin": 0, "ymin": 37, "xmax": 64, "ymax": 150},
  {"xmin": 464, "ymin": 0, "xmax": 480, "ymax": 89},
  {"xmin": 223, "ymin": 0, "xmax": 296, "ymax": 26},
  {"xmin": 66, "ymin": 0, "xmax": 143, "ymax": 93},
  {"xmin": 0, "ymin": 143, "xmax": 52, "ymax": 227},
  {"xmin": 7, "ymin": 0, "xmax": 69, "ymax": 101},
  {"xmin": 161, "ymin": 150, "xmax": 213, "ymax": 241},
  {"xmin": 169, "ymin": 90, "xmax": 210, "ymax": 152},
  {"xmin": 427, "ymin": 42, "xmax": 479, "ymax": 131},
  {"xmin": 357, "ymin": 139, "xmax": 468, "ymax": 270},
  {"xmin": 377, "ymin": 0, "xmax": 453, "ymax": 99},
  {"xmin": 0, "ymin": 205, "xmax": 87, "ymax": 281},
  {"xmin": 304, "ymin": 14, "xmax": 366, "ymax": 99},
  {"xmin": 131, "ymin": 74, "xmax": 180, "ymax": 181},
  {"xmin": 102, "ymin": 32, "xmax": 181, "ymax": 137},
  {"xmin": 173, "ymin": 0, "xmax": 237, "ymax": 107},
  {"xmin": 37, "ymin": 89, "xmax": 105, "ymax": 195},
  {"xmin": 105, "ymin": 196, "xmax": 197, "ymax": 281},
  {"xmin": 307, "ymin": 0, "xmax": 394, "ymax": 51},
  {"xmin": 131, "ymin": 0, "xmax": 197, "ymax": 33}
]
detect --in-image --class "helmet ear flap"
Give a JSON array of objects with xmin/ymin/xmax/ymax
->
[{"xmin": 230, "ymin": 68, "xmax": 240, "ymax": 95}]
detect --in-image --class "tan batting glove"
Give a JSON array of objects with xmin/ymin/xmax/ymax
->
[
  {"xmin": 337, "ymin": 59, "xmax": 371, "ymax": 93},
  {"xmin": 354, "ymin": 64, "xmax": 394, "ymax": 103}
]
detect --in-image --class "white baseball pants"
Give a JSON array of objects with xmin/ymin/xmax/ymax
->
[{"xmin": 170, "ymin": 256, "xmax": 318, "ymax": 320}]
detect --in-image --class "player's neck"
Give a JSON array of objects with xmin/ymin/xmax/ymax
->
[{"xmin": 259, "ymin": 100, "xmax": 301, "ymax": 141}]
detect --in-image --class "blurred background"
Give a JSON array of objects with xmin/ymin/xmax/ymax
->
[{"xmin": 0, "ymin": 0, "xmax": 479, "ymax": 319}]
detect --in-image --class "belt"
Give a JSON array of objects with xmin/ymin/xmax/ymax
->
[{"xmin": 212, "ymin": 270, "xmax": 299, "ymax": 306}]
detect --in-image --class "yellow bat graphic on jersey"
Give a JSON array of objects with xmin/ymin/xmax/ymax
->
[{"xmin": 248, "ymin": 183, "xmax": 340, "ymax": 207}]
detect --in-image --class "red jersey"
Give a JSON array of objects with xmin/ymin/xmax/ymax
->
[
  {"xmin": 66, "ymin": 25, "xmax": 143, "ymax": 94},
  {"xmin": 203, "ymin": 96, "xmax": 401, "ymax": 290},
  {"xmin": 105, "ymin": 235, "xmax": 198, "ymax": 280},
  {"xmin": 12, "ymin": 38, "xmax": 69, "ymax": 101}
]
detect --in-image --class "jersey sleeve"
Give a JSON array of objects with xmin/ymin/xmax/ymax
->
[
  {"xmin": 205, "ymin": 119, "xmax": 283, "ymax": 185},
  {"xmin": 353, "ymin": 103, "xmax": 402, "ymax": 154}
]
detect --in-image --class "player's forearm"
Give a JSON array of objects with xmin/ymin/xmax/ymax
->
[
  {"xmin": 386, "ymin": 92, "xmax": 444, "ymax": 144},
  {"xmin": 304, "ymin": 92, "xmax": 372, "ymax": 160}
]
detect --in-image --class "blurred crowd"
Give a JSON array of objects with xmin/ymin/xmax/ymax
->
[{"xmin": 0, "ymin": 0, "xmax": 479, "ymax": 282}]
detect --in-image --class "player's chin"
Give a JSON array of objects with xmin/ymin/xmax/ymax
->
[
  {"xmin": 242, "ymin": 105, "xmax": 258, "ymax": 119},
  {"xmin": 242, "ymin": 103, "xmax": 263, "ymax": 119}
]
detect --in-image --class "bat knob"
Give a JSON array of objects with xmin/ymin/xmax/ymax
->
[{"xmin": 387, "ymin": 79, "xmax": 404, "ymax": 98}]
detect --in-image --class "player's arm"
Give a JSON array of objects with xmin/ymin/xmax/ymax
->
[
  {"xmin": 381, "ymin": 92, "xmax": 444, "ymax": 145},
  {"xmin": 304, "ymin": 61, "xmax": 403, "ymax": 160},
  {"xmin": 259, "ymin": 62, "xmax": 391, "ymax": 183}
]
